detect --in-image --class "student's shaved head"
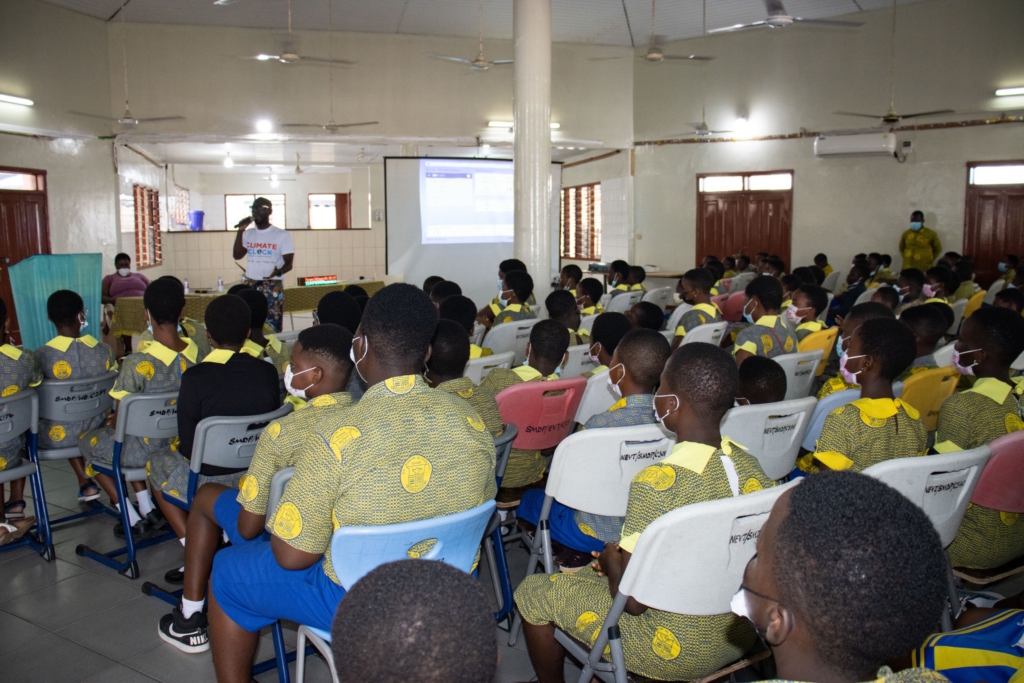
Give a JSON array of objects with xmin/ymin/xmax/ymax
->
[
  {"xmin": 429, "ymin": 319, "xmax": 471, "ymax": 377},
  {"xmin": 899, "ymin": 304, "xmax": 947, "ymax": 348},
  {"xmin": 663, "ymin": 343, "xmax": 737, "ymax": 423},
  {"xmin": 529, "ymin": 319, "xmax": 570, "ymax": 364},
  {"xmin": 297, "ymin": 324, "xmax": 353, "ymax": 373},
  {"xmin": 617, "ymin": 329, "xmax": 670, "ymax": 390},
  {"xmin": 361, "ymin": 283, "xmax": 437, "ymax": 365}
]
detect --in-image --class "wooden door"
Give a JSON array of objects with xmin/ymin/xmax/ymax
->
[
  {"xmin": 0, "ymin": 185, "xmax": 51, "ymax": 345},
  {"xmin": 335, "ymin": 192, "xmax": 351, "ymax": 230},
  {"xmin": 697, "ymin": 191, "xmax": 792, "ymax": 268},
  {"xmin": 963, "ymin": 182, "xmax": 1024, "ymax": 288}
]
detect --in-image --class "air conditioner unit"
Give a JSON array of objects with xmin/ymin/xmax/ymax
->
[{"xmin": 813, "ymin": 133, "xmax": 898, "ymax": 158}]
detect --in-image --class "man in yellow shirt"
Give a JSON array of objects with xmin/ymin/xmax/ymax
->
[{"xmin": 898, "ymin": 210, "xmax": 942, "ymax": 272}]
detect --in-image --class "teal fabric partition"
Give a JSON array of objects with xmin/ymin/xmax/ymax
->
[{"xmin": 8, "ymin": 254, "xmax": 103, "ymax": 351}]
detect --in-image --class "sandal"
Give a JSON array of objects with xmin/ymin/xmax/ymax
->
[
  {"xmin": 0, "ymin": 518, "xmax": 36, "ymax": 546},
  {"xmin": 78, "ymin": 482, "xmax": 102, "ymax": 503},
  {"xmin": 4, "ymin": 500, "xmax": 26, "ymax": 520}
]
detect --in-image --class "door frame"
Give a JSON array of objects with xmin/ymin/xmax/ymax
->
[
  {"xmin": 963, "ymin": 159, "xmax": 1024, "ymax": 288},
  {"xmin": 0, "ymin": 165, "xmax": 51, "ymax": 346}
]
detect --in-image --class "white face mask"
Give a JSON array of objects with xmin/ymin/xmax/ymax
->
[
  {"xmin": 350, "ymin": 336, "xmax": 368, "ymax": 383},
  {"xmin": 589, "ymin": 342, "xmax": 602, "ymax": 365},
  {"xmin": 499, "ymin": 288, "xmax": 512, "ymax": 308},
  {"xmin": 653, "ymin": 392, "xmax": 679, "ymax": 427},
  {"xmin": 118, "ymin": 268, "xmax": 131, "ymax": 277},
  {"xmin": 497, "ymin": 280, "xmax": 504, "ymax": 297},
  {"xmin": 283, "ymin": 364, "xmax": 316, "ymax": 399},
  {"xmin": 607, "ymin": 363, "xmax": 624, "ymax": 398},
  {"xmin": 922, "ymin": 283, "xmax": 937, "ymax": 298},
  {"xmin": 730, "ymin": 588, "xmax": 752, "ymax": 620},
  {"xmin": 78, "ymin": 312, "xmax": 89, "ymax": 332}
]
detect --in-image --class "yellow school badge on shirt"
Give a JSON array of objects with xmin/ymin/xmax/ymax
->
[
  {"xmin": 239, "ymin": 475, "xmax": 259, "ymax": 502},
  {"xmin": 458, "ymin": 388, "xmax": 474, "ymax": 398},
  {"xmin": 136, "ymin": 361, "xmax": 155, "ymax": 380},
  {"xmin": 1001, "ymin": 512, "xmax": 1019, "ymax": 527},
  {"xmin": 575, "ymin": 611, "xmax": 601, "ymax": 639},
  {"xmin": 52, "ymin": 360, "xmax": 72, "ymax": 379},
  {"xmin": 1, "ymin": 385, "xmax": 18, "ymax": 397},
  {"xmin": 266, "ymin": 422, "xmax": 282, "ymax": 440},
  {"xmin": 49, "ymin": 425, "xmax": 66, "ymax": 442},
  {"xmin": 310, "ymin": 394, "xmax": 337, "ymax": 407},
  {"xmin": 652, "ymin": 627, "xmax": 681, "ymax": 660},
  {"xmin": 743, "ymin": 478, "xmax": 763, "ymax": 494},
  {"xmin": 636, "ymin": 464, "xmax": 676, "ymax": 491},
  {"xmin": 273, "ymin": 502, "xmax": 303, "ymax": 539},
  {"xmin": 384, "ymin": 375, "xmax": 415, "ymax": 394},
  {"xmin": 329, "ymin": 426, "xmax": 361, "ymax": 460},
  {"xmin": 761, "ymin": 335, "xmax": 774, "ymax": 353},
  {"xmin": 1006, "ymin": 413, "xmax": 1024, "ymax": 434},
  {"xmin": 784, "ymin": 337, "xmax": 794, "ymax": 352},
  {"xmin": 467, "ymin": 416, "xmax": 486, "ymax": 432},
  {"xmin": 401, "ymin": 455, "xmax": 432, "ymax": 493}
]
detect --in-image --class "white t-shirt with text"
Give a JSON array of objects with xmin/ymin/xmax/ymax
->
[{"xmin": 240, "ymin": 225, "xmax": 294, "ymax": 281}]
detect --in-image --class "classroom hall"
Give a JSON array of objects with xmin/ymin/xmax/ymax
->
[{"xmin": 1, "ymin": 0, "xmax": 1024, "ymax": 682}]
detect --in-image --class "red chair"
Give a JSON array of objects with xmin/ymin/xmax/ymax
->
[
  {"xmin": 710, "ymin": 294, "xmax": 729, "ymax": 316},
  {"xmin": 723, "ymin": 291, "xmax": 747, "ymax": 323},
  {"xmin": 495, "ymin": 376, "xmax": 588, "ymax": 452}
]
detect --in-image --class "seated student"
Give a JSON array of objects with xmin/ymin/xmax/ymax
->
[
  {"xmin": 994, "ymin": 287, "xmax": 1024, "ymax": 313},
  {"xmin": 575, "ymin": 277, "xmax": 606, "ymax": 317},
  {"xmin": 835, "ymin": 255, "xmax": 867, "ymax": 296},
  {"xmin": 808, "ymin": 264, "xmax": 826, "ymax": 286},
  {"xmin": 205, "ymin": 284, "xmax": 496, "ymax": 683},
  {"xmin": 516, "ymin": 343, "xmax": 775, "ymax": 683},
  {"xmin": 798, "ymin": 318, "xmax": 926, "ymax": 474},
  {"xmin": 924, "ymin": 265, "xmax": 957, "ymax": 304},
  {"xmin": 226, "ymin": 284, "xmax": 252, "ymax": 295},
  {"xmin": 780, "ymin": 274, "xmax": 802, "ymax": 308},
  {"xmin": 478, "ymin": 270, "xmax": 536, "ymax": 330},
  {"xmin": 936, "ymin": 307, "xmax": 1024, "ymax": 571},
  {"xmin": 997, "ymin": 254, "xmax": 1018, "ymax": 287},
  {"xmin": 626, "ymin": 301, "xmax": 663, "ymax": 332},
  {"xmin": 736, "ymin": 254, "xmax": 754, "ymax": 274},
  {"xmin": 608, "ymin": 259, "xmax": 631, "ymax": 295},
  {"xmin": 871, "ymin": 285, "xmax": 900, "ymax": 312},
  {"xmin": 895, "ymin": 267, "xmax": 927, "ymax": 315},
  {"xmin": 315, "ymin": 290, "xmax": 365, "ymax": 400},
  {"xmin": 517, "ymin": 329, "xmax": 670, "ymax": 567},
  {"xmin": 80, "ymin": 280, "xmax": 205, "ymax": 540},
  {"xmin": 865, "ymin": 252, "xmax": 892, "ymax": 287},
  {"xmin": 558, "ymin": 264, "xmax": 583, "ymax": 296},
  {"xmin": 0, "ymin": 298, "xmax": 41, "ymax": 543},
  {"xmin": 896, "ymin": 304, "xmax": 947, "ymax": 381},
  {"xmin": 576, "ymin": 312, "xmax": 632, "ymax": 379},
  {"xmin": 33, "ymin": 290, "xmax": 117, "ymax": 507},
  {"xmin": 814, "ymin": 252, "xmax": 833, "ymax": 276},
  {"xmin": 546, "ymin": 290, "xmax": 585, "ymax": 345},
  {"xmin": 734, "ymin": 276, "xmax": 799, "ymax": 365},
  {"xmin": 157, "ymin": 324, "xmax": 353, "ymax": 652},
  {"xmin": 721, "ymin": 256, "xmax": 738, "ymax": 279},
  {"xmin": 481, "ymin": 320, "xmax": 571, "ymax": 491},
  {"xmin": 940, "ymin": 250, "xmax": 962, "ymax": 270},
  {"xmin": 817, "ymin": 302, "xmax": 895, "ymax": 399},
  {"xmin": 791, "ymin": 266, "xmax": 816, "ymax": 284},
  {"xmin": 736, "ymin": 471, "xmax": 950, "ymax": 683},
  {"xmin": 786, "ymin": 283, "xmax": 828, "ymax": 341},
  {"xmin": 827, "ymin": 262, "xmax": 870, "ymax": 324},
  {"xmin": 707, "ymin": 260, "xmax": 728, "ymax": 295},
  {"xmin": 422, "ymin": 275, "xmax": 444, "ymax": 295},
  {"xmin": 342, "ymin": 284, "xmax": 368, "ymax": 300},
  {"xmin": 952, "ymin": 259, "xmax": 977, "ymax": 302},
  {"xmin": 481, "ymin": 258, "xmax": 536, "ymax": 315},
  {"xmin": 626, "ymin": 265, "xmax": 647, "ymax": 292},
  {"xmin": 735, "ymin": 355, "xmax": 787, "ymax": 405},
  {"xmin": 235, "ymin": 289, "xmax": 290, "ymax": 375},
  {"xmin": 424, "ymin": 320, "xmax": 503, "ymax": 438},
  {"xmin": 700, "ymin": 255, "xmax": 717, "ymax": 267},
  {"xmin": 439, "ymin": 295, "xmax": 492, "ymax": 358},
  {"xmin": 763, "ymin": 256, "xmax": 786, "ymax": 279},
  {"xmin": 330, "ymin": 560, "xmax": 497, "ymax": 683},
  {"xmin": 149, "ymin": 295, "xmax": 280, "ymax": 543},
  {"xmin": 428, "ymin": 280, "xmax": 462, "ymax": 308},
  {"xmin": 672, "ymin": 268, "xmax": 723, "ymax": 351},
  {"xmin": 138, "ymin": 276, "xmax": 212, "ymax": 357}
]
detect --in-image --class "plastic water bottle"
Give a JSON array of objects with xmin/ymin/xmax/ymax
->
[
  {"xmin": 183, "ymin": 279, "xmax": 190, "ymax": 294},
  {"xmin": 217, "ymin": 276, "xmax": 223, "ymax": 292}
]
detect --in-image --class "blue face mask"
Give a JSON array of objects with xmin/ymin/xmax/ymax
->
[
  {"xmin": 742, "ymin": 299, "xmax": 756, "ymax": 324},
  {"xmin": 498, "ymin": 280, "xmax": 504, "ymax": 297},
  {"xmin": 835, "ymin": 334, "xmax": 845, "ymax": 358},
  {"xmin": 910, "ymin": 221, "xmax": 923, "ymax": 231},
  {"xmin": 999, "ymin": 262, "xmax": 1008, "ymax": 273},
  {"xmin": 499, "ymin": 289, "xmax": 511, "ymax": 308}
]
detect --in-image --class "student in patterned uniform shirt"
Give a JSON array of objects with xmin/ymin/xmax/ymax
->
[
  {"xmin": 798, "ymin": 318, "xmax": 926, "ymax": 474},
  {"xmin": 206, "ymin": 284, "xmax": 496, "ymax": 683},
  {"xmin": 425, "ymin": 320, "xmax": 504, "ymax": 438},
  {"xmin": 735, "ymin": 355, "xmax": 787, "ymax": 405},
  {"xmin": 952, "ymin": 260, "xmax": 977, "ymax": 302},
  {"xmin": 235, "ymin": 289, "xmax": 290, "ymax": 375},
  {"xmin": 516, "ymin": 342, "xmax": 774, "ymax": 683},
  {"xmin": 997, "ymin": 255, "xmax": 1018, "ymax": 288},
  {"xmin": 546, "ymin": 290, "xmax": 586, "ymax": 345},
  {"xmin": 158, "ymin": 323, "xmax": 352, "ymax": 653},
  {"xmin": 735, "ymin": 471, "xmax": 950, "ymax": 683},
  {"xmin": 79, "ymin": 280, "xmax": 203, "ymax": 540},
  {"xmin": 138, "ymin": 276, "xmax": 213, "ymax": 358},
  {"xmin": 924, "ymin": 266, "xmax": 957, "ymax": 305},
  {"xmin": 517, "ymin": 329, "xmax": 670, "ymax": 569},
  {"xmin": 34, "ymin": 290, "xmax": 117, "ymax": 506},
  {"xmin": 577, "ymin": 312, "xmax": 632, "ymax": 381},
  {"xmin": 481, "ymin": 320, "xmax": 571, "ymax": 494},
  {"xmin": 787, "ymin": 284, "xmax": 828, "ymax": 341},
  {"xmin": 0, "ymin": 298, "xmax": 41, "ymax": 542},
  {"xmin": 895, "ymin": 268, "xmax": 927, "ymax": 316},
  {"xmin": 626, "ymin": 265, "xmax": 647, "ymax": 293},
  {"xmin": 722, "ymin": 256, "xmax": 738, "ymax": 279},
  {"xmin": 814, "ymin": 252, "xmax": 833, "ymax": 277},
  {"xmin": 314, "ymin": 290, "xmax": 365, "ymax": 402},
  {"xmin": 607, "ymin": 260, "xmax": 631, "ymax": 297},
  {"xmin": 627, "ymin": 301, "xmax": 664, "ymax": 332},
  {"xmin": 671, "ymin": 268, "xmax": 723, "ymax": 351},
  {"xmin": 478, "ymin": 258, "xmax": 538, "ymax": 319},
  {"xmin": 781, "ymin": 274, "xmax": 802, "ymax": 309},
  {"xmin": 575, "ymin": 278, "xmax": 606, "ymax": 317},
  {"xmin": 559, "ymin": 264, "xmax": 582, "ymax": 296},
  {"xmin": 938, "ymin": 308, "xmax": 1024, "ymax": 570},
  {"xmin": 896, "ymin": 304, "xmax": 947, "ymax": 382},
  {"xmin": 734, "ymin": 276, "xmax": 799, "ymax": 366},
  {"xmin": 439, "ymin": 295, "xmax": 493, "ymax": 359},
  {"xmin": 816, "ymin": 302, "xmax": 895, "ymax": 399},
  {"xmin": 478, "ymin": 269, "xmax": 536, "ymax": 330}
]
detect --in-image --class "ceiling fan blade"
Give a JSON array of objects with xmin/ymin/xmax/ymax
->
[
  {"xmin": 765, "ymin": 0, "xmax": 788, "ymax": 14},
  {"xmin": 661, "ymin": 55, "xmax": 714, "ymax": 61},
  {"xmin": 334, "ymin": 121, "xmax": 379, "ymax": 128},
  {"xmin": 280, "ymin": 123, "xmax": 321, "ymax": 128},
  {"xmin": 213, "ymin": 0, "xmax": 244, "ymax": 6},
  {"xmin": 834, "ymin": 111, "xmax": 886, "ymax": 119},
  {"xmin": 135, "ymin": 116, "xmax": 186, "ymax": 123},
  {"xmin": 68, "ymin": 110, "xmax": 118, "ymax": 121},
  {"xmin": 707, "ymin": 21, "xmax": 768, "ymax": 34},
  {"xmin": 299, "ymin": 56, "xmax": 357, "ymax": 66},
  {"xmin": 491, "ymin": 60, "xmax": 513, "ymax": 65},
  {"xmin": 425, "ymin": 53, "xmax": 473, "ymax": 65},
  {"xmin": 898, "ymin": 109, "xmax": 956, "ymax": 120},
  {"xmin": 587, "ymin": 56, "xmax": 626, "ymax": 62},
  {"xmin": 792, "ymin": 17, "xmax": 865, "ymax": 27},
  {"xmin": 247, "ymin": 54, "xmax": 282, "ymax": 61}
]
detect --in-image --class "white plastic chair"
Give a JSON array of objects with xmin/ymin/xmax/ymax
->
[
  {"xmin": 821, "ymin": 270, "xmax": 842, "ymax": 293},
  {"xmin": 719, "ymin": 397, "xmax": 817, "ymax": 480},
  {"xmin": 470, "ymin": 323, "xmax": 486, "ymax": 347},
  {"xmin": 553, "ymin": 483, "xmax": 797, "ymax": 683},
  {"xmin": 604, "ymin": 290, "xmax": 643, "ymax": 314},
  {"xmin": 579, "ymin": 313, "xmax": 600, "ymax": 335},
  {"xmin": 641, "ymin": 287, "xmax": 673, "ymax": 312},
  {"xmin": 774, "ymin": 350, "xmax": 824, "ymax": 400},
  {"xmin": 728, "ymin": 272, "xmax": 755, "ymax": 294},
  {"xmin": 660, "ymin": 329, "xmax": 674, "ymax": 343},
  {"xmin": 680, "ymin": 321, "xmax": 727, "ymax": 346},
  {"xmin": 463, "ymin": 351, "xmax": 515, "ymax": 384},
  {"xmin": 664, "ymin": 303, "xmax": 693, "ymax": 334},
  {"xmin": 983, "ymin": 279, "xmax": 1006, "ymax": 305},
  {"xmin": 933, "ymin": 342, "xmax": 957, "ymax": 368},
  {"xmin": 574, "ymin": 369, "xmax": 617, "ymax": 425},
  {"xmin": 853, "ymin": 287, "xmax": 876, "ymax": 307},
  {"xmin": 481, "ymin": 318, "xmax": 541, "ymax": 365},
  {"xmin": 561, "ymin": 344, "xmax": 600, "ymax": 379},
  {"xmin": 818, "ymin": 293, "xmax": 834, "ymax": 322},
  {"xmin": 947, "ymin": 298, "xmax": 968, "ymax": 336},
  {"xmin": 1013, "ymin": 349, "xmax": 1024, "ymax": 372}
]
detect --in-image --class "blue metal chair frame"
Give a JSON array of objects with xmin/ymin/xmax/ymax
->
[
  {"xmin": 0, "ymin": 389, "xmax": 55, "ymax": 561},
  {"xmin": 486, "ymin": 423, "xmax": 517, "ymax": 626}
]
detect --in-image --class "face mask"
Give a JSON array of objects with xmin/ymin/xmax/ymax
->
[
  {"xmin": 999, "ymin": 263, "xmax": 1008, "ymax": 273},
  {"xmin": 284, "ymin": 364, "xmax": 316, "ymax": 399},
  {"xmin": 117, "ymin": 268, "xmax": 130, "ymax": 277},
  {"xmin": 742, "ymin": 299, "xmax": 756, "ymax": 324},
  {"xmin": 730, "ymin": 588, "xmax": 753, "ymax": 620},
  {"xmin": 952, "ymin": 348, "xmax": 981, "ymax": 376},
  {"xmin": 78, "ymin": 312, "xmax": 89, "ymax": 332},
  {"xmin": 870, "ymin": 269, "xmax": 878, "ymax": 276},
  {"xmin": 922, "ymin": 284, "xmax": 937, "ymax": 298},
  {"xmin": 839, "ymin": 353, "xmax": 865, "ymax": 385},
  {"xmin": 607, "ymin": 363, "xmax": 624, "ymax": 398},
  {"xmin": 350, "ymin": 336, "xmax": 368, "ymax": 383},
  {"xmin": 910, "ymin": 221, "xmax": 923, "ymax": 231},
  {"xmin": 783, "ymin": 305, "xmax": 807, "ymax": 324},
  {"xmin": 497, "ymin": 280, "xmax": 504, "ymax": 297},
  {"xmin": 897, "ymin": 285, "xmax": 910, "ymax": 296},
  {"xmin": 835, "ymin": 334, "xmax": 845, "ymax": 358},
  {"xmin": 653, "ymin": 392, "xmax": 679, "ymax": 427},
  {"xmin": 499, "ymin": 289, "xmax": 512, "ymax": 308},
  {"xmin": 589, "ymin": 343, "xmax": 602, "ymax": 365}
]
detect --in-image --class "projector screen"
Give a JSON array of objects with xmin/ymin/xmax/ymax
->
[{"xmin": 385, "ymin": 157, "xmax": 561, "ymax": 310}]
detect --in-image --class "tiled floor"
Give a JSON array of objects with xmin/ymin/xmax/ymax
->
[{"xmin": 0, "ymin": 462, "xmax": 564, "ymax": 683}]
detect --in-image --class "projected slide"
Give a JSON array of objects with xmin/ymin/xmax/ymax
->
[{"xmin": 419, "ymin": 159, "xmax": 514, "ymax": 244}]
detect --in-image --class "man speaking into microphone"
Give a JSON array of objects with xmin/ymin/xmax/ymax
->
[{"xmin": 232, "ymin": 196, "xmax": 294, "ymax": 332}]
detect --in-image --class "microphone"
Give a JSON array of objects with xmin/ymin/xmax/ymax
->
[{"xmin": 235, "ymin": 216, "xmax": 253, "ymax": 229}]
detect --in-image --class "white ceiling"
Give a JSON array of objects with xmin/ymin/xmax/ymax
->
[{"xmin": 42, "ymin": 0, "xmax": 931, "ymax": 47}]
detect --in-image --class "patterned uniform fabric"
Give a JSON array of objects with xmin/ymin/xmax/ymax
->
[
  {"xmin": 241, "ymin": 335, "xmax": 291, "ymax": 376},
  {"xmin": 817, "ymin": 374, "xmax": 858, "ymax": 399},
  {"xmin": 953, "ymin": 281, "xmax": 977, "ymax": 302},
  {"xmin": 764, "ymin": 667, "xmax": 950, "ymax": 683},
  {"xmin": 488, "ymin": 302, "xmax": 536, "ymax": 326},
  {"xmin": 515, "ymin": 440, "xmax": 774, "ymax": 681},
  {"xmin": 436, "ymin": 377, "xmax": 504, "ymax": 437},
  {"xmin": 79, "ymin": 339, "xmax": 202, "ymax": 471},
  {"xmin": 480, "ymin": 366, "xmax": 559, "ymax": 487},
  {"xmin": 0, "ymin": 344, "xmax": 42, "ymax": 471},
  {"xmin": 896, "ymin": 354, "xmax": 939, "ymax": 383},
  {"xmin": 469, "ymin": 343, "xmax": 494, "ymax": 359},
  {"xmin": 269, "ymin": 375, "xmax": 496, "ymax": 585},
  {"xmin": 139, "ymin": 317, "xmax": 212, "ymax": 358},
  {"xmin": 795, "ymin": 320, "xmax": 825, "ymax": 342},
  {"xmin": 914, "ymin": 609, "xmax": 1024, "ymax": 683},
  {"xmin": 799, "ymin": 398, "xmax": 927, "ymax": 473},
  {"xmin": 34, "ymin": 335, "xmax": 118, "ymax": 450},
  {"xmin": 245, "ymin": 278, "xmax": 285, "ymax": 332},
  {"xmin": 237, "ymin": 392, "xmax": 353, "ymax": 517},
  {"xmin": 899, "ymin": 226, "xmax": 943, "ymax": 272},
  {"xmin": 734, "ymin": 315, "xmax": 799, "ymax": 360},
  {"xmin": 674, "ymin": 303, "xmax": 723, "ymax": 339},
  {"xmin": 896, "ymin": 296, "xmax": 926, "ymax": 316}
]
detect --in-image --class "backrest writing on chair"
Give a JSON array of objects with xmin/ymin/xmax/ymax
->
[
  {"xmin": 720, "ymin": 397, "xmax": 817, "ymax": 480},
  {"xmin": 114, "ymin": 391, "xmax": 180, "ymax": 442},
  {"xmin": 190, "ymin": 404, "xmax": 293, "ymax": 472},
  {"xmin": 495, "ymin": 376, "xmax": 587, "ymax": 451},
  {"xmin": 0, "ymin": 389, "xmax": 38, "ymax": 447},
  {"xmin": 775, "ymin": 350, "xmax": 824, "ymax": 400},
  {"xmin": 36, "ymin": 371, "xmax": 117, "ymax": 424},
  {"xmin": 680, "ymin": 321, "xmax": 727, "ymax": 347},
  {"xmin": 969, "ymin": 431, "xmax": 1024, "ymax": 514}
]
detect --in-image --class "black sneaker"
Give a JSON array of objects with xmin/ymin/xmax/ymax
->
[
  {"xmin": 144, "ymin": 509, "xmax": 166, "ymax": 531},
  {"xmin": 113, "ymin": 518, "xmax": 152, "ymax": 541},
  {"xmin": 164, "ymin": 567, "xmax": 184, "ymax": 584},
  {"xmin": 159, "ymin": 607, "xmax": 209, "ymax": 653}
]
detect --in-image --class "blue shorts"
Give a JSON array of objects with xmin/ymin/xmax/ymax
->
[
  {"xmin": 517, "ymin": 489, "xmax": 606, "ymax": 554},
  {"xmin": 211, "ymin": 540, "xmax": 346, "ymax": 633},
  {"xmin": 213, "ymin": 489, "xmax": 267, "ymax": 547}
]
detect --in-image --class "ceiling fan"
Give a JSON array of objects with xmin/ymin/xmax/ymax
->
[
  {"xmin": 708, "ymin": 0, "xmax": 864, "ymax": 34},
  {"xmin": 426, "ymin": 1, "xmax": 511, "ymax": 71},
  {"xmin": 834, "ymin": 0, "xmax": 953, "ymax": 125},
  {"xmin": 69, "ymin": 5, "xmax": 184, "ymax": 127},
  {"xmin": 245, "ymin": 0, "xmax": 356, "ymax": 66},
  {"xmin": 670, "ymin": 0, "xmax": 733, "ymax": 138},
  {"xmin": 261, "ymin": 166, "xmax": 296, "ymax": 183},
  {"xmin": 642, "ymin": 1, "xmax": 713, "ymax": 63}
]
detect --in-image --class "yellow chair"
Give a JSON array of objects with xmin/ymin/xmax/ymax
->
[
  {"xmin": 899, "ymin": 366, "xmax": 961, "ymax": 432},
  {"xmin": 962, "ymin": 289, "xmax": 986, "ymax": 319},
  {"xmin": 798, "ymin": 327, "xmax": 839, "ymax": 377}
]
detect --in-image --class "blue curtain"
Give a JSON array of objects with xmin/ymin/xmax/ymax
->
[{"xmin": 8, "ymin": 254, "xmax": 103, "ymax": 351}]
